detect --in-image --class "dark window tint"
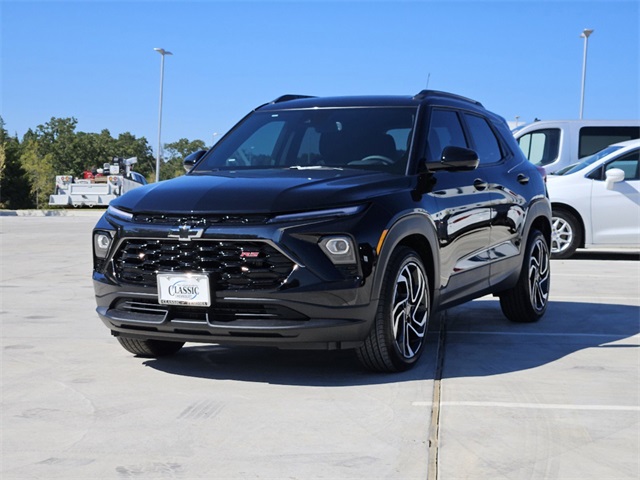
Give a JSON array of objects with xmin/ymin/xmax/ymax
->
[
  {"xmin": 427, "ymin": 109, "xmax": 467, "ymax": 162},
  {"xmin": 229, "ymin": 121, "xmax": 286, "ymax": 167},
  {"xmin": 579, "ymin": 126, "xmax": 640, "ymax": 158},
  {"xmin": 192, "ymin": 107, "xmax": 416, "ymax": 173},
  {"xmin": 517, "ymin": 128, "xmax": 560, "ymax": 166},
  {"xmin": 463, "ymin": 113, "xmax": 503, "ymax": 165}
]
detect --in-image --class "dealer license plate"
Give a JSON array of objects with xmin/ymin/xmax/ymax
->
[{"xmin": 157, "ymin": 273, "xmax": 211, "ymax": 307}]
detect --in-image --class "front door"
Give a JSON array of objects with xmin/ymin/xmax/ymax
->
[
  {"xmin": 590, "ymin": 149, "xmax": 640, "ymax": 246},
  {"xmin": 425, "ymin": 108, "xmax": 495, "ymax": 303}
]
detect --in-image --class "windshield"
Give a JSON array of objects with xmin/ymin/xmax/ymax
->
[
  {"xmin": 557, "ymin": 145, "xmax": 624, "ymax": 175},
  {"xmin": 191, "ymin": 107, "xmax": 417, "ymax": 174}
]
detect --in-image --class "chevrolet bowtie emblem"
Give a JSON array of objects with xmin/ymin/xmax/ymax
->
[{"xmin": 168, "ymin": 225, "xmax": 204, "ymax": 241}]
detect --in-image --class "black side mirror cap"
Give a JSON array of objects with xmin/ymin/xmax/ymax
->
[
  {"xmin": 183, "ymin": 150, "xmax": 208, "ymax": 172},
  {"xmin": 428, "ymin": 146, "xmax": 479, "ymax": 172}
]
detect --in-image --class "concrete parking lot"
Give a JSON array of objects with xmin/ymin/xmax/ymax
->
[{"xmin": 1, "ymin": 212, "xmax": 638, "ymax": 479}]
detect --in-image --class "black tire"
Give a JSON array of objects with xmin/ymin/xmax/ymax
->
[
  {"xmin": 116, "ymin": 337, "xmax": 184, "ymax": 357},
  {"xmin": 357, "ymin": 246, "xmax": 430, "ymax": 372},
  {"xmin": 499, "ymin": 229, "xmax": 550, "ymax": 323},
  {"xmin": 551, "ymin": 209, "xmax": 582, "ymax": 259}
]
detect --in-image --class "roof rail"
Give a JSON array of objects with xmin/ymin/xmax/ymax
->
[
  {"xmin": 412, "ymin": 89, "xmax": 483, "ymax": 107},
  {"xmin": 270, "ymin": 94, "xmax": 316, "ymax": 104}
]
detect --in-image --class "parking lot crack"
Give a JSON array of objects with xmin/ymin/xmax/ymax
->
[{"xmin": 428, "ymin": 311, "xmax": 447, "ymax": 480}]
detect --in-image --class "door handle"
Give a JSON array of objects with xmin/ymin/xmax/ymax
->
[
  {"xmin": 474, "ymin": 179, "xmax": 488, "ymax": 191},
  {"xmin": 517, "ymin": 173, "xmax": 530, "ymax": 185}
]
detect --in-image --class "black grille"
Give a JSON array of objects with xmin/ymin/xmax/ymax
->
[
  {"xmin": 113, "ymin": 239, "xmax": 295, "ymax": 290},
  {"xmin": 132, "ymin": 213, "xmax": 270, "ymax": 226}
]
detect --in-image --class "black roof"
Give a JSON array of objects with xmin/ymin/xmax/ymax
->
[{"xmin": 259, "ymin": 90, "xmax": 484, "ymax": 112}]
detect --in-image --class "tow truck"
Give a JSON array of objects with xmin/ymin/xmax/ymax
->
[{"xmin": 49, "ymin": 157, "xmax": 146, "ymax": 208}]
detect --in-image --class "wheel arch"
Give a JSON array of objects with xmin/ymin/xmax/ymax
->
[
  {"xmin": 372, "ymin": 213, "xmax": 440, "ymax": 309},
  {"xmin": 521, "ymin": 197, "xmax": 552, "ymax": 243},
  {"xmin": 551, "ymin": 202, "xmax": 586, "ymax": 248}
]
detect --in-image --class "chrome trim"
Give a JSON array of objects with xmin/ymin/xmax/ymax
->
[
  {"xmin": 167, "ymin": 225, "xmax": 205, "ymax": 241},
  {"xmin": 222, "ymin": 297, "xmax": 279, "ymax": 302},
  {"xmin": 109, "ymin": 310, "xmax": 167, "ymax": 325}
]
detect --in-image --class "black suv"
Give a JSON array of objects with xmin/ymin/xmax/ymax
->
[{"xmin": 92, "ymin": 90, "xmax": 551, "ymax": 372}]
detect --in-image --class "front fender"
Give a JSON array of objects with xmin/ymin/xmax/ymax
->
[{"xmin": 370, "ymin": 210, "xmax": 440, "ymax": 307}]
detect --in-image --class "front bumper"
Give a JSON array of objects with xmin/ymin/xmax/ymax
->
[
  {"xmin": 94, "ymin": 273, "xmax": 376, "ymax": 350},
  {"xmin": 92, "ymin": 203, "xmax": 391, "ymax": 349}
]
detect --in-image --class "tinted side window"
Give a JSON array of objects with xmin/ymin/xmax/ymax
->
[
  {"xmin": 427, "ymin": 109, "xmax": 468, "ymax": 162},
  {"xmin": 606, "ymin": 150, "xmax": 640, "ymax": 180},
  {"xmin": 463, "ymin": 113, "xmax": 503, "ymax": 165},
  {"xmin": 579, "ymin": 126, "xmax": 640, "ymax": 158},
  {"xmin": 587, "ymin": 149, "xmax": 640, "ymax": 181},
  {"xmin": 517, "ymin": 128, "xmax": 560, "ymax": 166}
]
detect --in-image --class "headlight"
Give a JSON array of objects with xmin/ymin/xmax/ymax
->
[
  {"xmin": 319, "ymin": 236, "xmax": 357, "ymax": 265},
  {"xmin": 94, "ymin": 231, "xmax": 114, "ymax": 259},
  {"xmin": 269, "ymin": 205, "xmax": 364, "ymax": 223}
]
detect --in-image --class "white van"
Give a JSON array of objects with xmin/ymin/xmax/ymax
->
[{"xmin": 513, "ymin": 120, "xmax": 640, "ymax": 173}]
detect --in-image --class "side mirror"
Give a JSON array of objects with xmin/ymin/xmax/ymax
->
[
  {"xmin": 605, "ymin": 168, "xmax": 625, "ymax": 190},
  {"xmin": 183, "ymin": 150, "xmax": 208, "ymax": 172},
  {"xmin": 428, "ymin": 146, "xmax": 479, "ymax": 172}
]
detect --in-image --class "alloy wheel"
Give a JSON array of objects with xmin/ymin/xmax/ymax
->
[
  {"xmin": 551, "ymin": 216, "xmax": 573, "ymax": 254},
  {"xmin": 528, "ymin": 238, "xmax": 550, "ymax": 312},
  {"xmin": 391, "ymin": 261, "xmax": 429, "ymax": 359}
]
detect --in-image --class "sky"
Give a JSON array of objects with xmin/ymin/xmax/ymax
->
[{"xmin": 2, "ymin": 0, "xmax": 639, "ymax": 153}]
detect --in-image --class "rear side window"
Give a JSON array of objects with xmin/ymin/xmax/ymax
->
[
  {"xmin": 463, "ymin": 113, "xmax": 503, "ymax": 165},
  {"xmin": 579, "ymin": 126, "xmax": 640, "ymax": 158},
  {"xmin": 426, "ymin": 109, "xmax": 468, "ymax": 162},
  {"xmin": 517, "ymin": 128, "xmax": 560, "ymax": 166}
]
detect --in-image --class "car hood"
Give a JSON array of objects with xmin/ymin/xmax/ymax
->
[
  {"xmin": 111, "ymin": 168, "xmax": 412, "ymax": 214},
  {"xmin": 545, "ymin": 172, "xmax": 581, "ymax": 187}
]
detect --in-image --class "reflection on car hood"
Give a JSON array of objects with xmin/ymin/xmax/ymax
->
[{"xmin": 110, "ymin": 169, "xmax": 411, "ymax": 214}]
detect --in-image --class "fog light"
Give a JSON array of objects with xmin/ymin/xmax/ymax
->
[
  {"xmin": 320, "ymin": 236, "xmax": 357, "ymax": 265},
  {"xmin": 326, "ymin": 238, "xmax": 350, "ymax": 255},
  {"xmin": 94, "ymin": 231, "xmax": 113, "ymax": 259}
]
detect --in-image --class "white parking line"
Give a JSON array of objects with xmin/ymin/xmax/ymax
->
[
  {"xmin": 412, "ymin": 401, "xmax": 640, "ymax": 411},
  {"xmin": 550, "ymin": 296, "xmax": 640, "ymax": 303},
  {"xmin": 447, "ymin": 331, "xmax": 639, "ymax": 339}
]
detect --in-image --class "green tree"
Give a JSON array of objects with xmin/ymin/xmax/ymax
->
[
  {"xmin": 24, "ymin": 118, "xmax": 155, "ymax": 180},
  {"xmin": 31, "ymin": 117, "xmax": 81, "ymax": 174},
  {"xmin": 75, "ymin": 129, "xmax": 116, "ymax": 172},
  {"xmin": 20, "ymin": 140, "xmax": 55, "ymax": 209},
  {"xmin": 0, "ymin": 117, "xmax": 33, "ymax": 209},
  {"xmin": 0, "ymin": 114, "xmax": 206, "ymax": 209},
  {"xmin": 161, "ymin": 138, "xmax": 207, "ymax": 179}
]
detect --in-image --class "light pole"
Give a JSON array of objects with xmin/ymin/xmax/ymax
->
[
  {"xmin": 579, "ymin": 29, "xmax": 594, "ymax": 120},
  {"xmin": 154, "ymin": 47, "xmax": 172, "ymax": 182}
]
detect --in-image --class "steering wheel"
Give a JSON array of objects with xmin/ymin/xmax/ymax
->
[{"xmin": 348, "ymin": 155, "xmax": 394, "ymax": 166}]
